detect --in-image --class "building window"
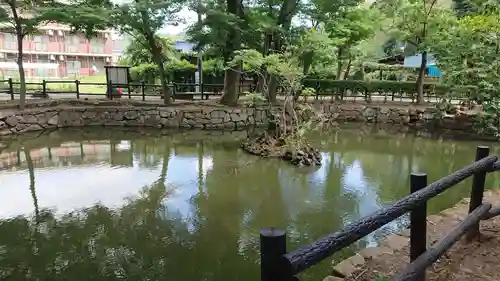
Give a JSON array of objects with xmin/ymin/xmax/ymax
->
[
  {"xmin": 33, "ymin": 35, "xmax": 49, "ymax": 52},
  {"xmin": 90, "ymin": 38, "xmax": 104, "ymax": 54},
  {"xmin": 81, "ymin": 58, "xmax": 89, "ymax": 68},
  {"xmin": 67, "ymin": 36, "xmax": 79, "ymax": 53},
  {"xmin": 3, "ymin": 33, "xmax": 17, "ymax": 50},
  {"xmin": 67, "ymin": 59, "xmax": 81, "ymax": 75}
]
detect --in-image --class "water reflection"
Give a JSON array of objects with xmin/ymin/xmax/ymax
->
[{"xmin": 1, "ymin": 128, "xmax": 500, "ymax": 281}]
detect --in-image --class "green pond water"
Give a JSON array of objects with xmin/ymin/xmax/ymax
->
[{"xmin": 0, "ymin": 127, "xmax": 499, "ymax": 281}]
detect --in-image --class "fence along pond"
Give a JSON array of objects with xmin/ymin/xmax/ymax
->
[
  {"xmin": 0, "ymin": 78, "xmax": 458, "ymax": 102},
  {"xmin": 260, "ymin": 146, "xmax": 500, "ymax": 281}
]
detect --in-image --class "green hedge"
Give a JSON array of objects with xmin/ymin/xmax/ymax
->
[
  {"xmin": 130, "ymin": 59, "xmax": 226, "ymax": 84},
  {"xmin": 302, "ymin": 79, "xmax": 477, "ymax": 97}
]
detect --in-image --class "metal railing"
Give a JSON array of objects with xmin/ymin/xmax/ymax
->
[
  {"xmin": 0, "ymin": 78, "xmax": 258, "ymax": 101},
  {"xmin": 260, "ymin": 146, "xmax": 500, "ymax": 281},
  {"xmin": 0, "ymin": 78, "xmax": 452, "ymax": 103}
]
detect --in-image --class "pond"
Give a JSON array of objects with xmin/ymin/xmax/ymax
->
[{"xmin": 0, "ymin": 127, "xmax": 499, "ymax": 281}]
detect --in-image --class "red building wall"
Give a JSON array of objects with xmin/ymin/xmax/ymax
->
[{"xmin": 0, "ymin": 23, "xmax": 113, "ymax": 78}]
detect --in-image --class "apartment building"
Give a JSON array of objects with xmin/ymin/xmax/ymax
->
[{"xmin": 0, "ymin": 22, "xmax": 114, "ymax": 79}]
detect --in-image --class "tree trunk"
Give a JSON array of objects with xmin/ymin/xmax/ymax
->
[
  {"xmin": 416, "ymin": 51, "xmax": 427, "ymax": 104},
  {"xmin": 335, "ymin": 47, "xmax": 344, "ymax": 100},
  {"xmin": 16, "ymin": 35, "xmax": 26, "ymax": 110},
  {"xmin": 220, "ymin": 0, "xmax": 242, "ymax": 105},
  {"xmin": 266, "ymin": 0, "xmax": 298, "ymax": 103},
  {"xmin": 158, "ymin": 143, "xmax": 170, "ymax": 183},
  {"xmin": 336, "ymin": 47, "xmax": 344, "ymax": 80},
  {"xmin": 302, "ymin": 51, "xmax": 313, "ymax": 75},
  {"xmin": 343, "ymin": 58, "xmax": 352, "ymax": 80},
  {"xmin": 256, "ymin": 34, "xmax": 273, "ymax": 93},
  {"xmin": 267, "ymin": 76, "xmax": 278, "ymax": 104},
  {"xmin": 25, "ymin": 149, "xmax": 39, "ymax": 223},
  {"xmin": 220, "ymin": 66, "xmax": 240, "ymax": 105},
  {"xmin": 137, "ymin": 4, "xmax": 171, "ymax": 104},
  {"xmin": 156, "ymin": 59, "xmax": 172, "ymax": 104}
]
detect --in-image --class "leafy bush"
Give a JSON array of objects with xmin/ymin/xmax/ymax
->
[{"xmin": 302, "ymin": 79, "xmax": 477, "ymax": 98}]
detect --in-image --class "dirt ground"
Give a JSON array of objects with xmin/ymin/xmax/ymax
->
[{"xmin": 344, "ymin": 190, "xmax": 500, "ymax": 281}]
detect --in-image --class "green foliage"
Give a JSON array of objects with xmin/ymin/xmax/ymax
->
[
  {"xmin": 302, "ymin": 79, "xmax": 477, "ymax": 97},
  {"xmin": 373, "ymin": 276, "xmax": 389, "ymax": 281},
  {"xmin": 231, "ymin": 49, "xmax": 304, "ymax": 93},
  {"xmin": 0, "ymin": 0, "xmax": 113, "ymax": 109},
  {"xmin": 130, "ymin": 58, "xmax": 226, "ymax": 83},
  {"xmin": 202, "ymin": 59, "xmax": 225, "ymax": 76},
  {"xmin": 123, "ymin": 35, "xmax": 179, "ymax": 66},
  {"xmin": 430, "ymin": 9, "xmax": 500, "ymax": 135},
  {"xmin": 130, "ymin": 63, "xmax": 159, "ymax": 83},
  {"xmin": 325, "ymin": 6, "xmax": 382, "ymax": 48},
  {"xmin": 384, "ymin": 0, "xmax": 455, "ymax": 51},
  {"xmin": 0, "ymin": 1, "xmax": 72, "ymax": 36}
]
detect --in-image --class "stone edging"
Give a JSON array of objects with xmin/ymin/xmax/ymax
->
[
  {"xmin": 0, "ymin": 101, "xmax": 476, "ymax": 137},
  {"xmin": 323, "ymin": 190, "xmax": 500, "ymax": 281}
]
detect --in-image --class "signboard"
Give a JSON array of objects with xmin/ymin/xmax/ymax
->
[{"xmin": 104, "ymin": 65, "xmax": 130, "ymax": 86}]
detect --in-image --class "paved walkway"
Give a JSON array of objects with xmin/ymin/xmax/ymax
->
[
  {"xmin": 0, "ymin": 92, "xmax": 451, "ymax": 104},
  {"xmin": 331, "ymin": 189, "xmax": 500, "ymax": 281}
]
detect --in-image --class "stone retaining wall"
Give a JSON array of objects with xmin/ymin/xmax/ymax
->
[{"xmin": 0, "ymin": 101, "xmax": 475, "ymax": 137}]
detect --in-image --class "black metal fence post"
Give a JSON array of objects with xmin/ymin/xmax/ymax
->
[
  {"xmin": 466, "ymin": 145, "xmax": 490, "ymax": 240},
  {"xmin": 8, "ymin": 78, "xmax": 14, "ymax": 100},
  {"xmin": 75, "ymin": 80, "xmax": 80, "ymax": 99},
  {"xmin": 42, "ymin": 80, "xmax": 46, "ymax": 96},
  {"xmin": 260, "ymin": 228, "xmax": 287, "ymax": 281},
  {"xmin": 107, "ymin": 79, "xmax": 113, "ymax": 100},
  {"xmin": 410, "ymin": 172, "xmax": 427, "ymax": 281},
  {"xmin": 141, "ymin": 81, "xmax": 145, "ymax": 101}
]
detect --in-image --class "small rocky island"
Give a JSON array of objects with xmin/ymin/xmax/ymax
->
[{"xmin": 241, "ymin": 114, "xmax": 323, "ymax": 167}]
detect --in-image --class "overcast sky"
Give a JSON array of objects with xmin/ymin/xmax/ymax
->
[
  {"xmin": 111, "ymin": 0, "xmax": 197, "ymax": 36},
  {"xmin": 162, "ymin": 7, "xmax": 197, "ymax": 35},
  {"xmin": 115, "ymin": 0, "xmax": 375, "ymax": 36}
]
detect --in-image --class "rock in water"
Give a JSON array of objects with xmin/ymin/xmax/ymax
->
[{"xmin": 241, "ymin": 132, "xmax": 322, "ymax": 167}]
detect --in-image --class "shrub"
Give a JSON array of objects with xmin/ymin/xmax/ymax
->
[{"xmin": 302, "ymin": 79, "xmax": 477, "ymax": 98}]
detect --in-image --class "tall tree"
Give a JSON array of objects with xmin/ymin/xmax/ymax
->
[
  {"xmin": 263, "ymin": 0, "xmax": 301, "ymax": 103},
  {"xmin": 382, "ymin": 0, "xmax": 453, "ymax": 103},
  {"xmin": 123, "ymin": 35, "xmax": 179, "ymax": 67},
  {"xmin": 111, "ymin": 0, "xmax": 184, "ymax": 104},
  {"xmin": 325, "ymin": 6, "xmax": 382, "ymax": 80},
  {"xmin": 219, "ymin": 0, "xmax": 245, "ymax": 105},
  {"xmin": 430, "ymin": 6, "xmax": 500, "ymax": 135},
  {"xmin": 66, "ymin": 0, "xmax": 184, "ymax": 104},
  {"xmin": 0, "ymin": 1, "xmax": 60, "ymax": 110},
  {"xmin": 0, "ymin": 1, "xmax": 112, "ymax": 110}
]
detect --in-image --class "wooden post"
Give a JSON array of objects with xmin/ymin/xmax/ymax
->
[
  {"xmin": 141, "ymin": 81, "xmax": 146, "ymax": 101},
  {"xmin": 467, "ymin": 145, "xmax": 489, "ymax": 240},
  {"xmin": 410, "ymin": 172, "xmax": 427, "ymax": 281},
  {"xmin": 260, "ymin": 228, "xmax": 287, "ymax": 281},
  {"xmin": 8, "ymin": 78, "xmax": 14, "ymax": 100},
  {"xmin": 393, "ymin": 203, "xmax": 492, "ymax": 281},
  {"xmin": 75, "ymin": 80, "xmax": 80, "ymax": 99}
]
